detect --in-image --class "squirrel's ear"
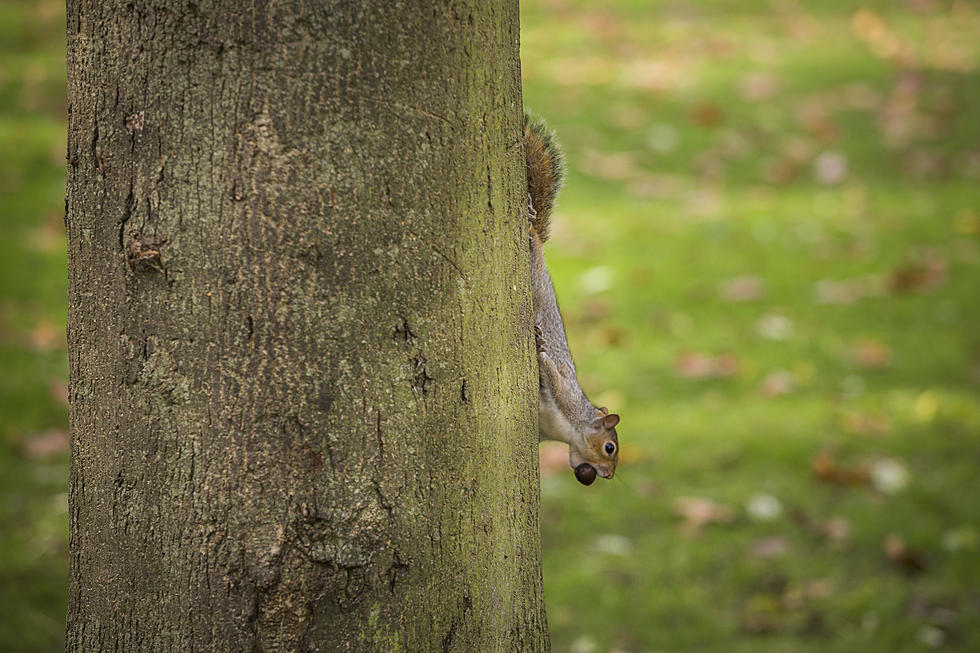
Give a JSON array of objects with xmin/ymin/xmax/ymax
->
[
  {"xmin": 598, "ymin": 406, "xmax": 609, "ymax": 415},
  {"xmin": 602, "ymin": 413, "xmax": 620, "ymax": 429}
]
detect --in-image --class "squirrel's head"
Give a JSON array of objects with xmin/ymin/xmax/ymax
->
[{"xmin": 569, "ymin": 407, "xmax": 620, "ymax": 485}]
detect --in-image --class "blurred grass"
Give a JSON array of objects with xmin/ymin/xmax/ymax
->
[
  {"xmin": 0, "ymin": 0, "xmax": 70, "ymax": 651},
  {"xmin": 1, "ymin": 0, "xmax": 979, "ymax": 651},
  {"xmin": 524, "ymin": 1, "xmax": 980, "ymax": 652}
]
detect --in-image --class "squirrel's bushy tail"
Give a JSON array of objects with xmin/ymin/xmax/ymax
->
[{"xmin": 524, "ymin": 113, "xmax": 565, "ymax": 243}]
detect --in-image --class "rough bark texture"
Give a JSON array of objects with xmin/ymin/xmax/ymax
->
[{"xmin": 66, "ymin": 1, "xmax": 547, "ymax": 650}]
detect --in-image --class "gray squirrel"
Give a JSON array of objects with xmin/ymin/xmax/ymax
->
[{"xmin": 525, "ymin": 114, "xmax": 620, "ymax": 486}]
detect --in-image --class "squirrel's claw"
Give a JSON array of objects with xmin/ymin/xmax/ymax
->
[{"xmin": 534, "ymin": 325, "xmax": 546, "ymax": 352}]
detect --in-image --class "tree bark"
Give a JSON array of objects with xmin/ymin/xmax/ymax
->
[{"xmin": 66, "ymin": 1, "xmax": 547, "ymax": 650}]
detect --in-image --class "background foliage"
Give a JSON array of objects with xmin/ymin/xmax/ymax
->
[{"xmin": 1, "ymin": 1, "xmax": 978, "ymax": 651}]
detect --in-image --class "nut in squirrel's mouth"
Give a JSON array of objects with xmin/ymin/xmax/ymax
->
[
  {"xmin": 574, "ymin": 463, "xmax": 596, "ymax": 485},
  {"xmin": 573, "ymin": 463, "xmax": 614, "ymax": 485}
]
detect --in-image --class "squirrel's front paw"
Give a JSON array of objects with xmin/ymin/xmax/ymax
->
[{"xmin": 534, "ymin": 325, "xmax": 545, "ymax": 352}]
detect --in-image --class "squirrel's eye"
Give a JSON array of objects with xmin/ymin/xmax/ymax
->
[{"xmin": 604, "ymin": 442, "xmax": 616, "ymax": 455}]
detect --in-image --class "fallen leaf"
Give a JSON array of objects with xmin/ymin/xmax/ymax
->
[
  {"xmin": 30, "ymin": 319, "xmax": 62, "ymax": 351},
  {"xmin": 739, "ymin": 72, "xmax": 779, "ymax": 102},
  {"xmin": 783, "ymin": 579, "xmax": 835, "ymax": 610},
  {"xmin": 672, "ymin": 496, "xmax": 735, "ymax": 535},
  {"xmin": 596, "ymin": 325, "xmax": 625, "ymax": 347},
  {"xmin": 852, "ymin": 9, "xmax": 911, "ymax": 63},
  {"xmin": 21, "ymin": 428, "xmax": 69, "ymax": 459},
  {"xmin": 884, "ymin": 534, "xmax": 929, "ymax": 574},
  {"xmin": 813, "ymin": 151, "xmax": 848, "ymax": 185},
  {"xmin": 749, "ymin": 536, "xmax": 789, "ymax": 558},
  {"xmin": 675, "ymin": 352, "xmax": 739, "ymax": 379},
  {"xmin": 690, "ymin": 102, "xmax": 723, "ymax": 127},
  {"xmin": 851, "ymin": 339, "xmax": 892, "ymax": 369},
  {"xmin": 762, "ymin": 156, "xmax": 800, "ymax": 185},
  {"xmin": 539, "ymin": 441, "xmax": 569, "ymax": 476},
  {"xmin": 813, "ymin": 277, "xmax": 881, "ymax": 305},
  {"xmin": 719, "ymin": 275, "xmax": 764, "ymax": 302},
  {"xmin": 49, "ymin": 378, "xmax": 69, "ymax": 407},
  {"xmin": 820, "ymin": 517, "xmax": 852, "ymax": 548},
  {"xmin": 26, "ymin": 212, "xmax": 65, "ymax": 253},
  {"xmin": 840, "ymin": 410, "xmax": 891, "ymax": 436},
  {"xmin": 579, "ymin": 148, "xmax": 640, "ymax": 181},
  {"xmin": 761, "ymin": 370, "xmax": 796, "ymax": 397},
  {"xmin": 812, "ymin": 452, "xmax": 869, "ymax": 487},
  {"xmin": 790, "ymin": 510, "xmax": 852, "ymax": 548},
  {"xmin": 887, "ymin": 258, "xmax": 947, "ymax": 294}
]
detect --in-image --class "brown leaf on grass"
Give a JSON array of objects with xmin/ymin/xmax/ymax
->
[
  {"xmin": 21, "ymin": 428, "xmax": 69, "ymax": 459},
  {"xmin": 749, "ymin": 536, "xmax": 789, "ymax": 559},
  {"xmin": 813, "ymin": 276, "xmax": 882, "ymax": 305},
  {"xmin": 790, "ymin": 510, "xmax": 852, "ymax": 548},
  {"xmin": 538, "ymin": 441, "xmax": 570, "ymax": 477},
  {"xmin": 27, "ymin": 211, "xmax": 66, "ymax": 253},
  {"xmin": 840, "ymin": 410, "xmax": 891, "ymax": 436},
  {"xmin": 580, "ymin": 298, "xmax": 611, "ymax": 322},
  {"xmin": 719, "ymin": 275, "xmax": 764, "ymax": 302},
  {"xmin": 49, "ymin": 378, "xmax": 69, "ymax": 407},
  {"xmin": 887, "ymin": 258, "xmax": 947, "ymax": 294},
  {"xmin": 851, "ymin": 339, "xmax": 892, "ymax": 370},
  {"xmin": 579, "ymin": 147, "xmax": 640, "ymax": 181},
  {"xmin": 761, "ymin": 370, "xmax": 796, "ymax": 397},
  {"xmin": 30, "ymin": 319, "xmax": 63, "ymax": 351},
  {"xmin": 763, "ymin": 156, "xmax": 801, "ymax": 185},
  {"xmin": 739, "ymin": 73, "xmax": 779, "ymax": 102},
  {"xmin": 796, "ymin": 100, "xmax": 839, "ymax": 143},
  {"xmin": 675, "ymin": 352, "xmax": 739, "ymax": 379},
  {"xmin": 784, "ymin": 579, "xmax": 836, "ymax": 609},
  {"xmin": 690, "ymin": 102, "xmax": 724, "ymax": 127},
  {"xmin": 672, "ymin": 496, "xmax": 735, "ymax": 535},
  {"xmin": 812, "ymin": 452, "xmax": 869, "ymax": 487},
  {"xmin": 884, "ymin": 534, "xmax": 929, "ymax": 574},
  {"xmin": 597, "ymin": 325, "xmax": 625, "ymax": 347},
  {"xmin": 820, "ymin": 517, "xmax": 852, "ymax": 548},
  {"xmin": 852, "ymin": 9, "xmax": 913, "ymax": 64},
  {"xmin": 813, "ymin": 151, "xmax": 848, "ymax": 184}
]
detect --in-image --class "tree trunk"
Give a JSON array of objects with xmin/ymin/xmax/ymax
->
[{"xmin": 66, "ymin": 1, "xmax": 547, "ymax": 650}]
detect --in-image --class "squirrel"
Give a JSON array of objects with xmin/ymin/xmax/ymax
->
[{"xmin": 525, "ymin": 114, "xmax": 621, "ymax": 486}]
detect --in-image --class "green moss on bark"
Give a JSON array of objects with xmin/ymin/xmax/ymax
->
[{"xmin": 67, "ymin": 1, "xmax": 547, "ymax": 650}]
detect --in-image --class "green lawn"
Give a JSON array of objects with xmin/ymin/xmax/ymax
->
[
  {"xmin": 1, "ymin": 1, "xmax": 978, "ymax": 651},
  {"xmin": 525, "ymin": 1, "xmax": 980, "ymax": 651}
]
